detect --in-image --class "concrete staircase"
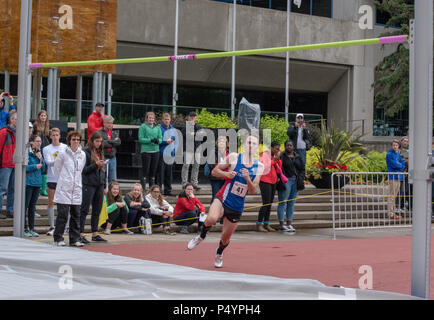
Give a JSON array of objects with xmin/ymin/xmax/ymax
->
[{"xmin": 0, "ymin": 183, "xmax": 338, "ymax": 236}]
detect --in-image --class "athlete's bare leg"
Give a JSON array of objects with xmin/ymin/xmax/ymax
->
[
  {"xmin": 203, "ymin": 198, "xmax": 224, "ymax": 228},
  {"xmin": 220, "ymin": 217, "xmax": 238, "ymax": 246}
]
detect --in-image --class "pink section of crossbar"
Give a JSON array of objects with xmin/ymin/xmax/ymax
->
[
  {"xmin": 29, "ymin": 63, "xmax": 43, "ymax": 69},
  {"xmin": 379, "ymin": 35, "xmax": 408, "ymax": 45}
]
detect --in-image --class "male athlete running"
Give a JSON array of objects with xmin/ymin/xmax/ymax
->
[{"xmin": 187, "ymin": 133, "xmax": 264, "ymax": 268}]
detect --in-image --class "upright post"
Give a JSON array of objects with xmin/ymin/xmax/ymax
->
[
  {"xmin": 76, "ymin": 73, "xmax": 82, "ymax": 133},
  {"xmin": 4, "ymin": 70, "xmax": 10, "ymax": 111},
  {"xmin": 410, "ymin": 0, "xmax": 433, "ymax": 299},
  {"xmin": 231, "ymin": 0, "xmax": 236, "ymax": 120},
  {"xmin": 285, "ymin": 0, "xmax": 291, "ymax": 122},
  {"xmin": 107, "ymin": 73, "xmax": 112, "ymax": 116},
  {"xmin": 172, "ymin": 0, "xmax": 179, "ymax": 115},
  {"xmin": 13, "ymin": 0, "xmax": 32, "ymax": 238}
]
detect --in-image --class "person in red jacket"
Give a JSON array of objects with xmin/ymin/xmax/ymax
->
[
  {"xmin": 0, "ymin": 111, "xmax": 17, "ymax": 219},
  {"xmin": 173, "ymin": 183, "xmax": 206, "ymax": 234},
  {"xmin": 87, "ymin": 103, "xmax": 107, "ymax": 140},
  {"xmin": 256, "ymin": 141, "xmax": 281, "ymax": 232}
]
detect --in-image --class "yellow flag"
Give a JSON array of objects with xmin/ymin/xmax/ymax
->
[{"xmin": 98, "ymin": 198, "xmax": 108, "ymax": 227}]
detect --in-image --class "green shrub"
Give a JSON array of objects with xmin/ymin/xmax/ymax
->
[
  {"xmin": 196, "ymin": 108, "xmax": 237, "ymax": 129},
  {"xmin": 260, "ymin": 114, "xmax": 289, "ymax": 146}
]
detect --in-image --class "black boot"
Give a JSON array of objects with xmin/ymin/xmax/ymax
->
[{"xmin": 140, "ymin": 177, "xmax": 147, "ymax": 195}]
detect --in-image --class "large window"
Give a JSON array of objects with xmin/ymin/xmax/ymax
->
[
  {"xmin": 375, "ymin": 0, "xmax": 414, "ymax": 26},
  {"xmin": 212, "ymin": 0, "xmax": 333, "ymax": 18}
]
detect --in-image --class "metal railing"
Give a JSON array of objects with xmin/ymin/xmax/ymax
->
[{"xmin": 331, "ymin": 172, "xmax": 412, "ymax": 239}]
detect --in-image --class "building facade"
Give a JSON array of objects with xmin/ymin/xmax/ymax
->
[{"xmin": 1, "ymin": 0, "xmax": 407, "ymax": 141}]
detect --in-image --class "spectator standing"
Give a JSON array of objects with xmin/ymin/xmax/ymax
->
[
  {"xmin": 286, "ymin": 113, "xmax": 311, "ymax": 166},
  {"xmin": 0, "ymin": 110, "xmax": 17, "ymax": 219},
  {"xmin": 138, "ymin": 112, "xmax": 162, "ymax": 191},
  {"xmin": 277, "ymin": 140, "xmax": 304, "ymax": 233},
  {"xmin": 0, "ymin": 92, "xmax": 16, "ymax": 129},
  {"xmin": 158, "ymin": 113, "xmax": 178, "ymax": 196},
  {"xmin": 24, "ymin": 135, "xmax": 46, "ymax": 237},
  {"xmin": 52, "ymin": 131, "xmax": 86, "ymax": 247},
  {"xmin": 33, "ymin": 110, "xmax": 51, "ymax": 197},
  {"xmin": 145, "ymin": 185, "xmax": 176, "ymax": 235},
  {"xmin": 207, "ymin": 136, "xmax": 229, "ymax": 204},
  {"xmin": 124, "ymin": 183, "xmax": 151, "ymax": 234},
  {"xmin": 42, "ymin": 128, "xmax": 67, "ymax": 235},
  {"xmin": 98, "ymin": 115, "xmax": 121, "ymax": 184},
  {"xmin": 79, "ymin": 131, "xmax": 107, "ymax": 244},
  {"xmin": 87, "ymin": 103, "xmax": 106, "ymax": 140},
  {"xmin": 397, "ymin": 136, "xmax": 410, "ymax": 213},
  {"xmin": 386, "ymin": 139, "xmax": 405, "ymax": 220},
  {"xmin": 101, "ymin": 181, "xmax": 134, "ymax": 235},
  {"xmin": 173, "ymin": 183, "xmax": 206, "ymax": 234},
  {"xmin": 256, "ymin": 141, "xmax": 281, "ymax": 233},
  {"xmin": 181, "ymin": 111, "xmax": 203, "ymax": 190}
]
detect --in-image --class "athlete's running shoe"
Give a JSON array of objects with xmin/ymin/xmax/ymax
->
[
  {"xmin": 214, "ymin": 251, "xmax": 223, "ymax": 268},
  {"xmin": 187, "ymin": 235, "xmax": 204, "ymax": 250}
]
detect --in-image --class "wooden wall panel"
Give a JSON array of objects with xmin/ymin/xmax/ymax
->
[{"xmin": 0, "ymin": 0, "xmax": 117, "ymax": 75}]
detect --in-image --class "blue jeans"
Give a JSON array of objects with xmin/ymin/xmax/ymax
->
[
  {"xmin": 107, "ymin": 157, "xmax": 117, "ymax": 183},
  {"xmin": 25, "ymin": 186, "xmax": 41, "ymax": 231},
  {"xmin": 296, "ymin": 149, "xmax": 306, "ymax": 166},
  {"xmin": 174, "ymin": 210, "xmax": 198, "ymax": 227},
  {"xmin": 277, "ymin": 177, "xmax": 297, "ymax": 222},
  {"xmin": 0, "ymin": 167, "xmax": 15, "ymax": 213}
]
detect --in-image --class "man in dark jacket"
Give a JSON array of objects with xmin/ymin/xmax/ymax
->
[
  {"xmin": 0, "ymin": 111, "xmax": 17, "ymax": 219},
  {"xmin": 98, "ymin": 115, "xmax": 121, "ymax": 184},
  {"xmin": 286, "ymin": 113, "xmax": 311, "ymax": 166},
  {"xmin": 181, "ymin": 111, "xmax": 203, "ymax": 190}
]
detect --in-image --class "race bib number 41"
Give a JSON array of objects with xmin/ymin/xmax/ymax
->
[{"xmin": 231, "ymin": 181, "xmax": 248, "ymax": 197}]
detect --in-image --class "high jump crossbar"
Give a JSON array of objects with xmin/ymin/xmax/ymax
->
[{"xmin": 29, "ymin": 35, "xmax": 408, "ymax": 69}]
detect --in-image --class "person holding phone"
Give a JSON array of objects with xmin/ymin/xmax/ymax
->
[
  {"xmin": 79, "ymin": 131, "xmax": 107, "ymax": 243},
  {"xmin": 286, "ymin": 114, "xmax": 311, "ymax": 166},
  {"xmin": 0, "ymin": 92, "xmax": 16, "ymax": 129},
  {"xmin": 98, "ymin": 115, "xmax": 121, "ymax": 184}
]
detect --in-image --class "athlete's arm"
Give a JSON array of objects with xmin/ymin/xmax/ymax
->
[
  {"xmin": 242, "ymin": 162, "xmax": 264, "ymax": 194},
  {"xmin": 212, "ymin": 152, "xmax": 237, "ymax": 179}
]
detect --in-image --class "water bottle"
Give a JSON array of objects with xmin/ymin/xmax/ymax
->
[{"xmin": 145, "ymin": 217, "xmax": 152, "ymax": 235}]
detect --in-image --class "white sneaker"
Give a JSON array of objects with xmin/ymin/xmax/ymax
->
[
  {"xmin": 104, "ymin": 229, "xmax": 111, "ymax": 235},
  {"xmin": 286, "ymin": 225, "xmax": 296, "ymax": 233},
  {"xmin": 70, "ymin": 241, "xmax": 84, "ymax": 247},
  {"xmin": 55, "ymin": 241, "xmax": 66, "ymax": 246},
  {"xmin": 187, "ymin": 235, "xmax": 204, "ymax": 250},
  {"xmin": 214, "ymin": 251, "xmax": 223, "ymax": 268},
  {"xmin": 46, "ymin": 227, "xmax": 55, "ymax": 236}
]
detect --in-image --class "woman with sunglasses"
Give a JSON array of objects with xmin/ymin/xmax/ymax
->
[{"xmin": 52, "ymin": 131, "xmax": 86, "ymax": 246}]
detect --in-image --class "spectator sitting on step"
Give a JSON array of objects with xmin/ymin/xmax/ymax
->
[
  {"xmin": 101, "ymin": 180, "xmax": 134, "ymax": 235},
  {"xmin": 124, "ymin": 183, "xmax": 151, "ymax": 234},
  {"xmin": 173, "ymin": 183, "xmax": 206, "ymax": 234},
  {"xmin": 145, "ymin": 185, "xmax": 176, "ymax": 235}
]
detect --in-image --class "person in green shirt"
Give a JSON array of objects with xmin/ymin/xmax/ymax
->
[
  {"xmin": 102, "ymin": 181, "xmax": 134, "ymax": 235},
  {"xmin": 138, "ymin": 112, "xmax": 162, "ymax": 192}
]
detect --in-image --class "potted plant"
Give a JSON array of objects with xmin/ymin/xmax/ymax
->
[{"xmin": 306, "ymin": 120, "xmax": 367, "ymax": 189}]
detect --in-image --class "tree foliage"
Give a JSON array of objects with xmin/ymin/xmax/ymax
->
[{"xmin": 372, "ymin": 0, "xmax": 414, "ymax": 117}]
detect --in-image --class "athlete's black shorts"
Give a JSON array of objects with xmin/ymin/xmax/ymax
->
[
  {"xmin": 47, "ymin": 182, "xmax": 57, "ymax": 190},
  {"xmin": 215, "ymin": 198, "xmax": 242, "ymax": 223}
]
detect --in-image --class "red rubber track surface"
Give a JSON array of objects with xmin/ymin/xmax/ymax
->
[{"xmin": 84, "ymin": 235, "xmax": 434, "ymax": 299}]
